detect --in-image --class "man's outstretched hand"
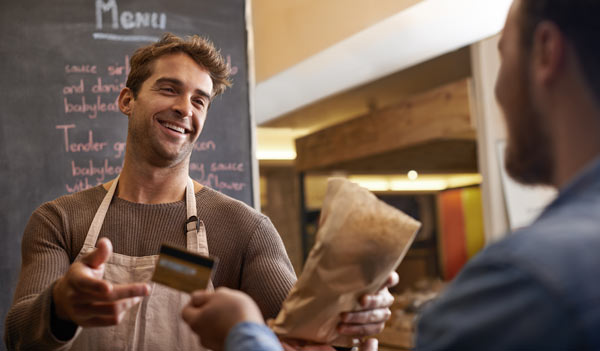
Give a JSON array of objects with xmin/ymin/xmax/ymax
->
[{"xmin": 52, "ymin": 238, "xmax": 151, "ymax": 327}]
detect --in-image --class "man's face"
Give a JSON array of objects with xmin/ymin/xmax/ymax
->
[
  {"xmin": 495, "ymin": 0, "xmax": 554, "ymax": 186},
  {"xmin": 124, "ymin": 52, "xmax": 213, "ymax": 167}
]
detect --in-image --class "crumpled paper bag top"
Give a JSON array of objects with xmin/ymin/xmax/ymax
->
[{"xmin": 271, "ymin": 178, "xmax": 421, "ymax": 345}]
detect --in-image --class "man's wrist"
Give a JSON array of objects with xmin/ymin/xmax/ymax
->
[
  {"xmin": 49, "ymin": 280, "xmax": 78, "ymax": 341},
  {"xmin": 51, "ymin": 277, "xmax": 68, "ymax": 321}
]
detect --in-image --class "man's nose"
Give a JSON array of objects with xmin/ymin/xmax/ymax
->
[{"xmin": 172, "ymin": 95, "xmax": 193, "ymax": 118}]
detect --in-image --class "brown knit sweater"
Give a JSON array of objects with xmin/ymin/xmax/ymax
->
[{"xmin": 4, "ymin": 185, "xmax": 297, "ymax": 350}]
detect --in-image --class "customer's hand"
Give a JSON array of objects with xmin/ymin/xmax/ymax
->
[{"xmin": 182, "ymin": 287, "xmax": 265, "ymax": 351}]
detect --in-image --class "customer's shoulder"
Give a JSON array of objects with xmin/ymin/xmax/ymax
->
[
  {"xmin": 484, "ymin": 217, "xmax": 600, "ymax": 264},
  {"xmin": 508, "ymin": 203, "xmax": 600, "ymax": 253},
  {"xmin": 471, "ymin": 209, "xmax": 600, "ymax": 294}
]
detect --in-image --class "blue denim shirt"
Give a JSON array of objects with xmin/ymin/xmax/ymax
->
[
  {"xmin": 225, "ymin": 322, "xmax": 282, "ymax": 351},
  {"xmin": 416, "ymin": 157, "xmax": 600, "ymax": 350}
]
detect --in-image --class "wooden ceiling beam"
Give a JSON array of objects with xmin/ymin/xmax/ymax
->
[{"xmin": 295, "ymin": 79, "xmax": 475, "ymax": 172}]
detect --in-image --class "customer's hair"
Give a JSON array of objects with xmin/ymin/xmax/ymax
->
[
  {"xmin": 519, "ymin": 0, "xmax": 600, "ymax": 98},
  {"xmin": 126, "ymin": 33, "xmax": 231, "ymax": 98}
]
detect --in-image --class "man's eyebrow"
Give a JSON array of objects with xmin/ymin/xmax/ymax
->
[{"xmin": 155, "ymin": 77, "xmax": 212, "ymax": 100}]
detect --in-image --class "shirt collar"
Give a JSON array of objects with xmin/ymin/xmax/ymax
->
[{"xmin": 539, "ymin": 155, "xmax": 600, "ymax": 218}]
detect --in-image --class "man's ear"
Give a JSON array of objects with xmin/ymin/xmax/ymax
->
[
  {"xmin": 118, "ymin": 87, "xmax": 134, "ymax": 116},
  {"xmin": 531, "ymin": 21, "xmax": 566, "ymax": 86}
]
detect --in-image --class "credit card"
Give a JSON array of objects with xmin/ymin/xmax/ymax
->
[{"xmin": 151, "ymin": 244, "xmax": 217, "ymax": 293}]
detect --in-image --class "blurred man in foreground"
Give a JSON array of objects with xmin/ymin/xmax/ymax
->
[{"xmin": 417, "ymin": 0, "xmax": 600, "ymax": 349}]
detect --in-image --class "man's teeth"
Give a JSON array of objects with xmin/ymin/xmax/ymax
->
[{"xmin": 162, "ymin": 122, "xmax": 186, "ymax": 134}]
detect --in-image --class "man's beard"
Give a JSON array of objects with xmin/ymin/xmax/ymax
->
[
  {"xmin": 503, "ymin": 65, "xmax": 555, "ymax": 186},
  {"xmin": 128, "ymin": 117, "xmax": 193, "ymax": 168}
]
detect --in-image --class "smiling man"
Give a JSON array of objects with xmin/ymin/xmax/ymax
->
[
  {"xmin": 4, "ymin": 33, "xmax": 394, "ymax": 350},
  {"xmin": 5, "ymin": 33, "xmax": 289, "ymax": 351}
]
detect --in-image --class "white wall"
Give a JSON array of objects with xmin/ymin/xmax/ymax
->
[{"xmin": 470, "ymin": 35, "xmax": 510, "ymax": 244}]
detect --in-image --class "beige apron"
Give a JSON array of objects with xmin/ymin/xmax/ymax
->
[{"xmin": 69, "ymin": 176, "xmax": 210, "ymax": 350}]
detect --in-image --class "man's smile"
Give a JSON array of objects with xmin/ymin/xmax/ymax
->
[{"xmin": 157, "ymin": 119, "xmax": 193, "ymax": 135}]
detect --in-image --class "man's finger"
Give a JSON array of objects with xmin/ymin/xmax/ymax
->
[
  {"xmin": 359, "ymin": 338, "xmax": 378, "ymax": 351},
  {"xmin": 337, "ymin": 322, "xmax": 386, "ymax": 337},
  {"xmin": 81, "ymin": 237, "xmax": 113, "ymax": 269},
  {"xmin": 73, "ymin": 297, "xmax": 142, "ymax": 317},
  {"xmin": 181, "ymin": 305, "xmax": 201, "ymax": 326},
  {"xmin": 107, "ymin": 283, "xmax": 151, "ymax": 301},
  {"xmin": 69, "ymin": 266, "xmax": 112, "ymax": 295},
  {"xmin": 340, "ymin": 308, "xmax": 391, "ymax": 324},
  {"xmin": 73, "ymin": 281, "xmax": 150, "ymax": 302},
  {"xmin": 383, "ymin": 271, "xmax": 399, "ymax": 289},
  {"xmin": 360, "ymin": 288, "xmax": 394, "ymax": 309},
  {"xmin": 189, "ymin": 290, "xmax": 211, "ymax": 307}
]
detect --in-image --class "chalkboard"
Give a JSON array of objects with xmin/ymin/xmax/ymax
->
[{"xmin": 0, "ymin": 1, "xmax": 253, "ymax": 345}]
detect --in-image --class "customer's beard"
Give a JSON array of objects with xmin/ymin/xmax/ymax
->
[{"xmin": 504, "ymin": 79, "xmax": 554, "ymax": 186}]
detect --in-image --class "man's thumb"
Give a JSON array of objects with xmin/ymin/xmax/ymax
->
[{"xmin": 83, "ymin": 237, "xmax": 113, "ymax": 268}]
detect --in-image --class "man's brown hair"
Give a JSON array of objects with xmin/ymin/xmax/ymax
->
[
  {"xmin": 519, "ymin": 0, "xmax": 600, "ymax": 99},
  {"xmin": 126, "ymin": 33, "xmax": 232, "ymax": 99}
]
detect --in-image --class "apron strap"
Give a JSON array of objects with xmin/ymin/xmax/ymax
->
[
  {"xmin": 82, "ymin": 175, "xmax": 120, "ymax": 250},
  {"xmin": 185, "ymin": 177, "xmax": 210, "ymax": 256},
  {"xmin": 81, "ymin": 175, "xmax": 209, "ymax": 256}
]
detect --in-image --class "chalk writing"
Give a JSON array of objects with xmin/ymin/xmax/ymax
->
[
  {"xmin": 92, "ymin": 33, "xmax": 158, "ymax": 42},
  {"xmin": 62, "ymin": 80, "xmax": 85, "ymax": 95},
  {"xmin": 226, "ymin": 55, "xmax": 239, "ymax": 76},
  {"xmin": 56, "ymin": 125, "xmax": 108, "ymax": 153},
  {"xmin": 64, "ymin": 95, "xmax": 119, "ymax": 119},
  {"xmin": 71, "ymin": 158, "xmax": 123, "ymax": 183},
  {"xmin": 190, "ymin": 162, "xmax": 205, "ymax": 179},
  {"xmin": 211, "ymin": 162, "xmax": 243, "ymax": 172},
  {"xmin": 193, "ymin": 140, "xmax": 216, "ymax": 152},
  {"xmin": 91, "ymin": 77, "xmax": 125, "ymax": 93},
  {"xmin": 189, "ymin": 162, "xmax": 246, "ymax": 192},
  {"xmin": 96, "ymin": 0, "xmax": 166, "ymax": 30},
  {"xmin": 65, "ymin": 177, "xmax": 95, "ymax": 193},
  {"xmin": 113, "ymin": 141, "xmax": 126, "ymax": 158},
  {"xmin": 202, "ymin": 174, "xmax": 246, "ymax": 192},
  {"xmin": 56, "ymin": 52, "xmax": 246, "ymax": 199},
  {"xmin": 65, "ymin": 64, "xmax": 97, "ymax": 74},
  {"xmin": 107, "ymin": 56, "xmax": 130, "ymax": 76}
]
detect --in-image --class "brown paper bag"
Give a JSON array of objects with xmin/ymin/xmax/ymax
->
[{"xmin": 270, "ymin": 178, "xmax": 421, "ymax": 345}]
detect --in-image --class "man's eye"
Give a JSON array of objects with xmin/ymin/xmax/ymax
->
[
  {"xmin": 193, "ymin": 99, "xmax": 205, "ymax": 107},
  {"xmin": 160, "ymin": 87, "xmax": 176, "ymax": 93}
]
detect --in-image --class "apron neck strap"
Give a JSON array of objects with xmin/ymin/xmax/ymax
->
[
  {"xmin": 83, "ymin": 175, "xmax": 208, "ymax": 255},
  {"xmin": 185, "ymin": 177, "xmax": 199, "ymax": 236},
  {"xmin": 82, "ymin": 175, "xmax": 120, "ymax": 249},
  {"xmin": 185, "ymin": 177, "xmax": 209, "ymax": 255}
]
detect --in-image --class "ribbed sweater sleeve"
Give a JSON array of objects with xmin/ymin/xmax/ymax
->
[
  {"xmin": 4, "ymin": 204, "xmax": 83, "ymax": 350},
  {"xmin": 241, "ymin": 217, "xmax": 296, "ymax": 320}
]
